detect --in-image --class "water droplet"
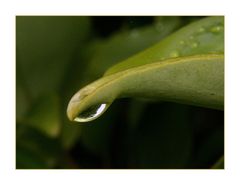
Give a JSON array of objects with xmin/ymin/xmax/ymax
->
[
  {"xmin": 191, "ymin": 42, "xmax": 198, "ymax": 48},
  {"xmin": 210, "ymin": 25, "xmax": 223, "ymax": 33},
  {"xmin": 170, "ymin": 51, "xmax": 179, "ymax": 58},
  {"xmin": 179, "ymin": 40, "xmax": 185, "ymax": 45},
  {"xmin": 198, "ymin": 27, "xmax": 205, "ymax": 33},
  {"xmin": 73, "ymin": 103, "xmax": 110, "ymax": 122},
  {"xmin": 190, "ymin": 36, "xmax": 194, "ymax": 40}
]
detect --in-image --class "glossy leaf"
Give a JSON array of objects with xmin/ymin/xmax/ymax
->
[
  {"xmin": 67, "ymin": 54, "xmax": 224, "ymax": 121},
  {"xmin": 67, "ymin": 16, "xmax": 224, "ymax": 122},
  {"xmin": 105, "ymin": 16, "xmax": 223, "ymax": 75},
  {"xmin": 85, "ymin": 16, "xmax": 183, "ymax": 80},
  {"xmin": 76, "ymin": 17, "xmax": 185, "ymax": 154}
]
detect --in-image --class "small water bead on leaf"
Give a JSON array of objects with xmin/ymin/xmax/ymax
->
[
  {"xmin": 179, "ymin": 40, "xmax": 185, "ymax": 45},
  {"xmin": 198, "ymin": 27, "xmax": 205, "ymax": 33},
  {"xmin": 189, "ymin": 36, "xmax": 195, "ymax": 40},
  {"xmin": 73, "ymin": 103, "xmax": 109, "ymax": 122},
  {"xmin": 210, "ymin": 25, "xmax": 223, "ymax": 33},
  {"xmin": 67, "ymin": 17, "xmax": 224, "ymax": 123},
  {"xmin": 191, "ymin": 42, "xmax": 199, "ymax": 48},
  {"xmin": 169, "ymin": 51, "xmax": 179, "ymax": 58}
]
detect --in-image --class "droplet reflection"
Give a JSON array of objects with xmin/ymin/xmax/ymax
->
[
  {"xmin": 73, "ymin": 103, "xmax": 109, "ymax": 122},
  {"xmin": 210, "ymin": 25, "xmax": 223, "ymax": 33}
]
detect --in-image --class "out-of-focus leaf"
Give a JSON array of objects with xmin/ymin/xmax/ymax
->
[
  {"xmin": 16, "ymin": 78, "xmax": 30, "ymax": 120},
  {"xmin": 16, "ymin": 16, "xmax": 91, "ymax": 146},
  {"xmin": 21, "ymin": 94, "xmax": 61, "ymax": 137},
  {"xmin": 16, "ymin": 125, "xmax": 62, "ymax": 169},
  {"xmin": 16, "ymin": 16, "xmax": 91, "ymax": 99}
]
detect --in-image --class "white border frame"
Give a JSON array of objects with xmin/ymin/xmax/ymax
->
[{"xmin": 1, "ymin": 0, "xmax": 240, "ymax": 185}]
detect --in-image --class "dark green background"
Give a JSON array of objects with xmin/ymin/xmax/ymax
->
[{"xmin": 16, "ymin": 16, "xmax": 224, "ymax": 169}]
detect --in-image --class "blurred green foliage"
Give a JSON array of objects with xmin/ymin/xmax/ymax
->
[{"xmin": 16, "ymin": 16, "xmax": 224, "ymax": 169}]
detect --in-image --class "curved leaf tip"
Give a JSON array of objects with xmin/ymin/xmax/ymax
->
[{"xmin": 67, "ymin": 54, "xmax": 224, "ymax": 122}]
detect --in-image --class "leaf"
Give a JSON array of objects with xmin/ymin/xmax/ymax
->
[
  {"xmin": 105, "ymin": 16, "xmax": 223, "ymax": 75},
  {"xmin": 85, "ymin": 16, "xmax": 183, "ymax": 79},
  {"xmin": 16, "ymin": 16, "xmax": 91, "ymax": 99},
  {"xmin": 16, "ymin": 16, "xmax": 91, "ymax": 146},
  {"xmin": 67, "ymin": 16, "xmax": 224, "ymax": 122},
  {"xmin": 16, "ymin": 78, "xmax": 30, "ymax": 120},
  {"xmin": 67, "ymin": 54, "xmax": 224, "ymax": 121},
  {"xmin": 72, "ymin": 17, "xmax": 184, "ymax": 154},
  {"xmin": 67, "ymin": 16, "xmax": 184, "ymax": 88},
  {"xmin": 20, "ymin": 94, "xmax": 61, "ymax": 137}
]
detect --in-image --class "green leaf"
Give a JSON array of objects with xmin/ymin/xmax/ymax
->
[
  {"xmin": 16, "ymin": 78, "xmax": 30, "ymax": 120},
  {"xmin": 16, "ymin": 16, "xmax": 91, "ymax": 146},
  {"xmin": 67, "ymin": 16, "xmax": 224, "ymax": 122},
  {"xmin": 67, "ymin": 54, "xmax": 224, "ymax": 121},
  {"xmin": 88, "ymin": 16, "xmax": 183, "ymax": 75},
  {"xmin": 105, "ymin": 16, "xmax": 223, "ymax": 75},
  {"xmin": 73, "ymin": 17, "xmax": 184, "ymax": 153},
  {"xmin": 20, "ymin": 94, "xmax": 61, "ymax": 137},
  {"xmin": 16, "ymin": 16, "xmax": 91, "ymax": 99},
  {"xmin": 71, "ymin": 16, "xmax": 184, "ymax": 86}
]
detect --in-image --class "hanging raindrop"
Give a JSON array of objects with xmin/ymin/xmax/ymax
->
[{"xmin": 73, "ymin": 103, "xmax": 110, "ymax": 122}]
